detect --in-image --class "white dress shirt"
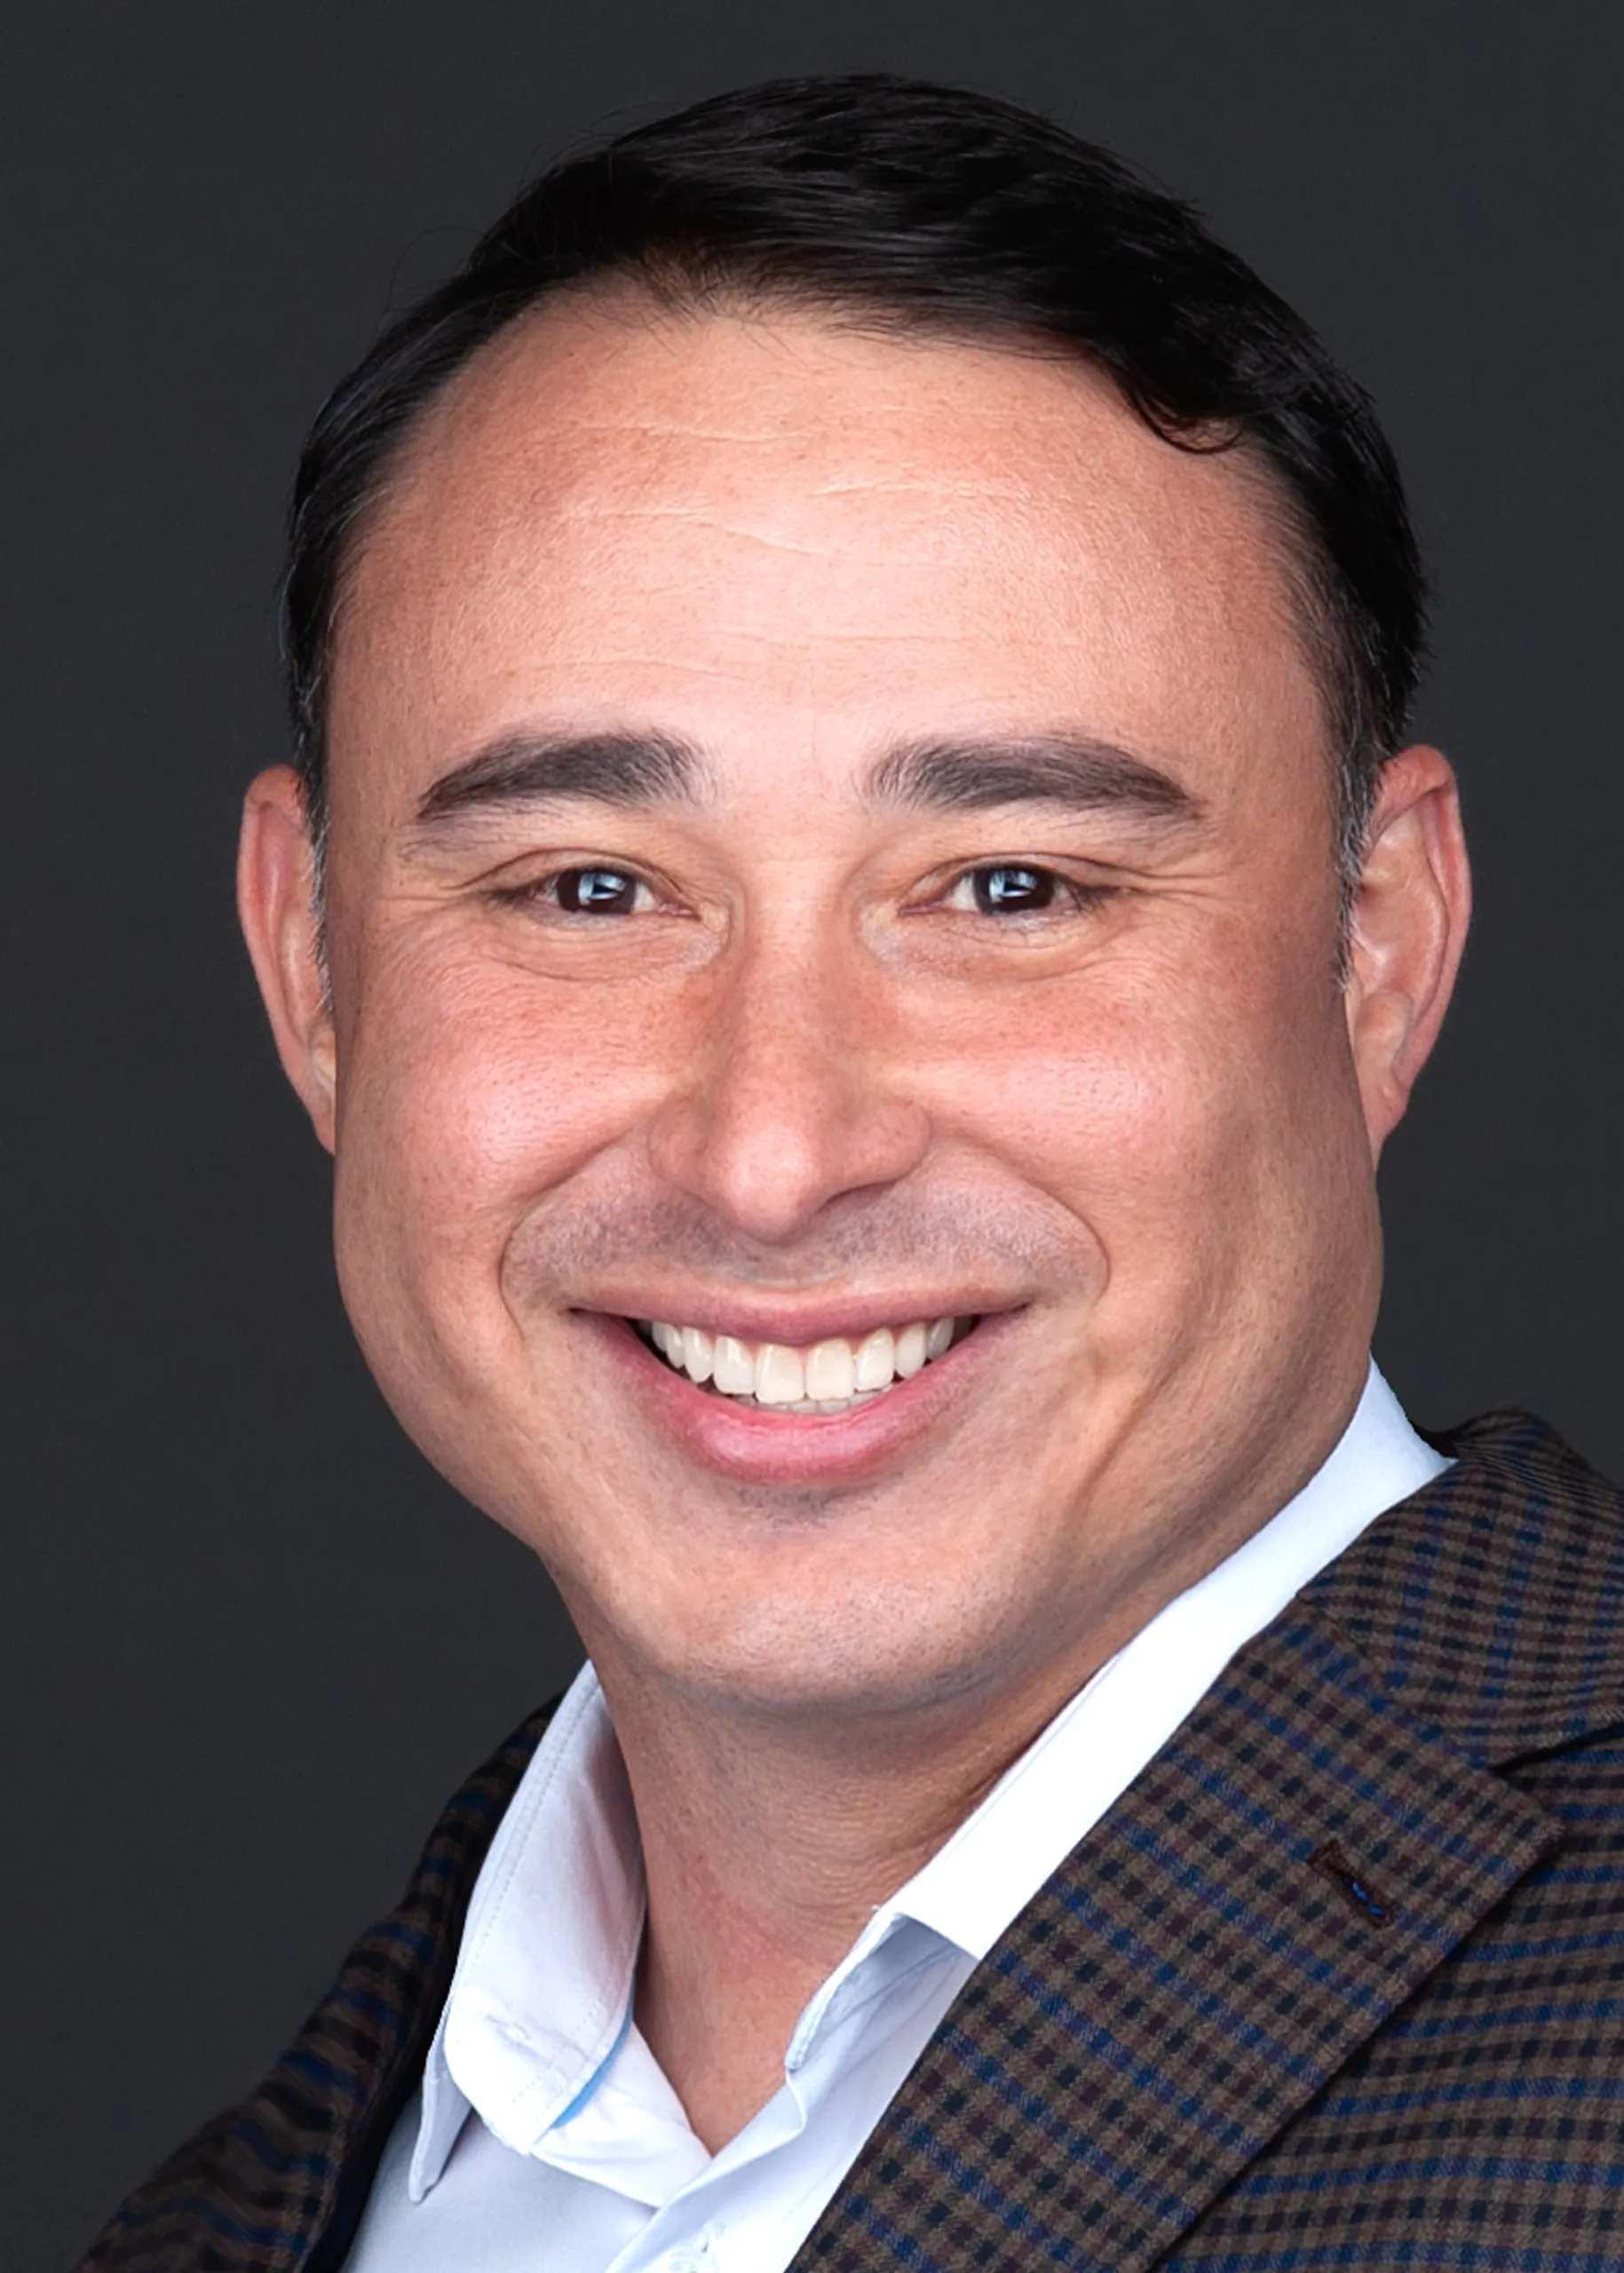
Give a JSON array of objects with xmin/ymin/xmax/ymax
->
[{"xmin": 347, "ymin": 1364, "xmax": 1446, "ymax": 2273}]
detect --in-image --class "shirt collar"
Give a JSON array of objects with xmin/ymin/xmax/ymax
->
[{"xmin": 410, "ymin": 1667, "xmax": 644, "ymax": 2198}]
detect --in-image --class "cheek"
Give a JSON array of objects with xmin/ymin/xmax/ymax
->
[
  {"xmin": 329, "ymin": 927, "xmax": 677, "ymax": 1321},
  {"xmin": 923, "ymin": 935, "xmax": 1350, "ymax": 1307}
]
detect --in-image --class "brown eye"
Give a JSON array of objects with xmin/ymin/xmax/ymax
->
[
  {"xmin": 970, "ymin": 865, "xmax": 1058, "ymax": 915},
  {"xmin": 554, "ymin": 867, "xmax": 641, "ymax": 915}
]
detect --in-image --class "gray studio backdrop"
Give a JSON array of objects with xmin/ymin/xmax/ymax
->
[{"xmin": 7, "ymin": 3, "xmax": 1620, "ymax": 2261}]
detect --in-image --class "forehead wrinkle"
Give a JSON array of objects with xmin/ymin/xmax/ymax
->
[
  {"xmin": 565, "ymin": 416, "xmax": 812, "ymax": 446},
  {"xmin": 583, "ymin": 503, "xmax": 882, "ymax": 563}
]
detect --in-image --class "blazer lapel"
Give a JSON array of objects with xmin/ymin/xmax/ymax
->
[{"xmin": 796, "ymin": 1586, "xmax": 1559, "ymax": 2273}]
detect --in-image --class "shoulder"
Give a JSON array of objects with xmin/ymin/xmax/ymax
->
[{"xmin": 1303, "ymin": 1406, "xmax": 1624, "ymax": 1763}]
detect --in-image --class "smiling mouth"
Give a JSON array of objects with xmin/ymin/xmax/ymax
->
[{"xmin": 632, "ymin": 1315, "xmax": 978, "ymax": 1414}]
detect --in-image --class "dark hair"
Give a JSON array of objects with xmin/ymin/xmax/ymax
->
[{"xmin": 282, "ymin": 73, "xmax": 1425, "ymax": 891}]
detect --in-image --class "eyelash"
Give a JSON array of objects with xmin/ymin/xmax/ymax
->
[
  {"xmin": 494, "ymin": 860, "xmax": 1119, "ymax": 923},
  {"xmin": 497, "ymin": 866, "xmax": 661, "ymax": 917},
  {"xmin": 932, "ymin": 864, "xmax": 1119, "ymax": 920}
]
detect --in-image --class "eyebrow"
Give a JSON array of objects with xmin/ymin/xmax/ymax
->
[
  {"xmin": 409, "ymin": 724, "xmax": 1201, "ymax": 835},
  {"xmin": 864, "ymin": 733, "xmax": 1203, "ymax": 826},
  {"xmin": 413, "ymin": 729, "xmax": 712, "ymax": 825}
]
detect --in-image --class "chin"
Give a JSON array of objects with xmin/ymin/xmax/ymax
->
[{"xmin": 604, "ymin": 1570, "xmax": 1047, "ymax": 1730}]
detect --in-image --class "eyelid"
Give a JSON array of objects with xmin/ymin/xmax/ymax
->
[
  {"xmin": 487, "ymin": 854, "xmax": 674, "ymax": 909},
  {"xmin": 921, "ymin": 859, "xmax": 1122, "ymax": 915}
]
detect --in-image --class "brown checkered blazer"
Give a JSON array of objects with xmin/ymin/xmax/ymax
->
[{"xmin": 78, "ymin": 1408, "xmax": 1624, "ymax": 2269}]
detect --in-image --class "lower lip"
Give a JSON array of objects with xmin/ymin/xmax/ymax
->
[{"xmin": 583, "ymin": 1313, "xmax": 1010, "ymax": 1486}]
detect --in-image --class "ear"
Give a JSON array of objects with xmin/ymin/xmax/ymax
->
[
  {"xmin": 237, "ymin": 765, "xmax": 337, "ymax": 1152},
  {"xmin": 1344, "ymin": 743, "xmax": 1471, "ymax": 1159}
]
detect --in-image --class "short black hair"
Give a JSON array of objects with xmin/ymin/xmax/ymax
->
[{"xmin": 282, "ymin": 73, "xmax": 1425, "ymax": 890}]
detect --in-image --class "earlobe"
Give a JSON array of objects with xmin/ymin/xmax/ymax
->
[
  {"xmin": 236, "ymin": 765, "xmax": 338, "ymax": 1152},
  {"xmin": 1345, "ymin": 744, "xmax": 1471, "ymax": 1159}
]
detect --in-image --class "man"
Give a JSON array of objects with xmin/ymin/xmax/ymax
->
[{"xmin": 81, "ymin": 72, "xmax": 1624, "ymax": 2272}]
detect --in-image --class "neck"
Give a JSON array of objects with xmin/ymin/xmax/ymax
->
[{"xmin": 598, "ymin": 1646, "xmax": 1094, "ymax": 2152}]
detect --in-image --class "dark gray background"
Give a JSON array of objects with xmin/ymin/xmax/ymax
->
[{"xmin": 6, "ymin": 3, "xmax": 1620, "ymax": 2261}]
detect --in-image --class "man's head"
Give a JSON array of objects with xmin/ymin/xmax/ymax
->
[{"xmin": 240, "ymin": 77, "xmax": 1468, "ymax": 1744}]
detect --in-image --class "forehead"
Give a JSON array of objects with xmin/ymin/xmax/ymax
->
[{"xmin": 328, "ymin": 293, "xmax": 1326, "ymax": 811}]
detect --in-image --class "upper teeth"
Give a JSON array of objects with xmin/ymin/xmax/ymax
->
[{"xmin": 644, "ymin": 1316, "xmax": 960, "ymax": 1409}]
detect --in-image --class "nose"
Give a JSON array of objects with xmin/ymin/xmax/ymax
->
[{"xmin": 644, "ymin": 925, "xmax": 931, "ymax": 1247}]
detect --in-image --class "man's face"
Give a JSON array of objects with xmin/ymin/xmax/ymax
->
[{"xmin": 252, "ymin": 297, "xmax": 1446, "ymax": 1732}]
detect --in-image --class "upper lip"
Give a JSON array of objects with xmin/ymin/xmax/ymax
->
[{"xmin": 574, "ymin": 1293, "xmax": 1022, "ymax": 1346}]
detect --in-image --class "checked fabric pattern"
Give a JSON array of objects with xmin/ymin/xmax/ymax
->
[{"xmin": 78, "ymin": 1410, "xmax": 1624, "ymax": 2270}]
